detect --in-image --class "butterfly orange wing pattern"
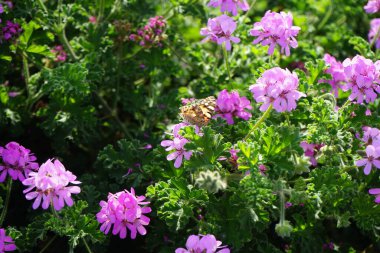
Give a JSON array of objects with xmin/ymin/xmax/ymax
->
[{"xmin": 179, "ymin": 96, "xmax": 216, "ymax": 126}]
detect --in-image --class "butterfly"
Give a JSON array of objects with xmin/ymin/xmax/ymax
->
[{"xmin": 179, "ymin": 96, "xmax": 216, "ymax": 126}]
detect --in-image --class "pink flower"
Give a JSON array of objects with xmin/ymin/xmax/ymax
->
[
  {"xmin": 207, "ymin": 0, "xmax": 249, "ymax": 16},
  {"xmin": 365, "ymin": 0, "xmax": 380, "ymax": 13},
  {"xmin": 51, "ymin": 45, "xmax": 67, "ymax": 62},
  {"xmin": 129, "ymin": 16, "xmax": 166, "ymax": 48},
  {"xmin": 161, "ymin": 123, "xmax": 193, "ymax": 168},
  {"xmin": 2, "ymin": 21, "xmax": 21, "ymax": 41},
  {"xmin": 89, "ymin": 16, "xmax": 97, "ymax": 24},
  {"xmin": 214, "ymin": 89, "xmax": 252, "ymax": 125},
  {"xmin": 200, "ymin": 14, "xmax": 240, "ymax": 51},
  {"xmin": 249, "ymin": 67, "xmax": 306, "ymax": 112},
  {"xmin": 0, "ymin": 228, "xmax": 16, "ymax": 252},
  {"xmin": 355, "ymin": 145, "xmax": 380, "ymax": 175},
  {"xmin": 22, "ymin": 159, "xmax": 81, "ymax": 210},
  {"xmin": 369, "ymin": 19, "xmax": 380, "ymax": 49},
  {"xmin": 249, "ymin": 11, "xmax": 300, "ymax": 56},
  {"xmin": 300, "ymin": 141, "xmax": 323, "ymax": 167},
  {"xmin": 342, "ymin": 55, "xmax": 380, "ymax": 104},
  {"xmin": 259, "ymin": 164, "xmax": 267, "ymax": 176},
  {"xmin": 362, "ymin": 126, "xmax": 380, "ymax": 145},
  {"xmin": 175, "ymin": 234, "xmax": 230, "ymax": 253},
  {"xmin": 369, "ymin": 188, "xmax": 380, "ymax": 203},
  {"xmin": 96, "ymin": 188, "xmax": 151, "ymax": 239},
  {"xmin": 319, "ymin": 54, "xmax": 346, "ymax": 97},
  {"xmin": 0, "ymin": 142, "xmax": 38, "ymax": 182}
]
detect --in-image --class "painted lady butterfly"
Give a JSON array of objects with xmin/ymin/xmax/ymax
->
[{"xmin": 179, "ymin": 96, "xmax": 216, "ymax": 126}]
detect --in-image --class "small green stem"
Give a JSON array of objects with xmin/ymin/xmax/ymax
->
[
  {"xmin": 22, "ymin": 53, "xmax": 30, "ymax": 98},
  {"xmin": 57, "ymin": 30, "xmax": 78, "ymax": 61},
  {"xmin": 50, "ymin": 202, "xmax": 61, "ymax": 219},
  {"xmin": 0, "ymin": 178, "xmax": 12, "ymax": 227},
  {"xmin": 223, "ymin": 45, "xmax": 232, "ymax": 89},
  {"xmin": 39, "ymin": 235, "xmax": 57, "ymax": 253},
  {"xmin": 82, "ymin": 238, "xmax": 93, "ymax": 253},
  {"xmin": 279, "ymin": 183, "xmax": 286, "ymax": 226},
  {"xmin": 36, "ymin": 0, "xmax": 48, "ymax": 13},
  {"xmin": 97, "ymin": 0, "xmax": 105, "ymax": 23},
  {"xmin": 338, "ymin": 99, "xmax": 351, "ymax": 112},
  {"xmin": 243, "ymin": 104, "xmax": 273, "ymax": 141},
  {"xmin": 370, "ymin": 26, "xmax": 380, "ymax": 49}
]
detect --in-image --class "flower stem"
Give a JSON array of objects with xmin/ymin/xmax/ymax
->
[
  {"xmin": 223, "ymin": 45, "xmax": 232, "ymax": 90},
  {"xmin": 243, "ymin": 104, "xmax": 273, "ymax": 141},
  {"xmin": 22, "ymin": 53, "xmax": 30, "ymax": 98},
  {"xmin": 278, "ymin": 181, "xmax": 286, "ymax": 226},
  {"xmin": 57, "ymin": 30, "xmax": 78, "ymax": 61},
  {"xmin": 338, "ymin": 99, "xmax": 351, "ymax": 112},
  {"xmin": 82, "ymin": 238, "xmax": 93, "ymax": 253},
  {"xmin": 39, "ymin": 235, "xmax": 57, "ymax": 253},
  {"xmin": 370, "ymin": 25, "xmax": 380, "ymax": 49},
  {"xmin": 0, "ymin": 178, "xmax": 12, "ymax": 227},
  {"xmin": 36, "ymin": 0, "xmax": 48, "ymax": 13}
]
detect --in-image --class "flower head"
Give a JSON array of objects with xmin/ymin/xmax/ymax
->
[
  {"xmin": 215, "ymin": 89, "xmax": 252, "ymax": 124},
  {"xmin": 0, "ymin": 142, "xmax": 38, "ymax": 182},
  {"xmin": 161, "ymin": 123, "xmax": 193, "ymax": 168},
  {"xmin": 207, "ymin": 0, "xmax": 249, "ymax": 16},
  {"xmin": 300, "ymin": 141, "xmax": 323, "ymax": 167},
  {"xmin": 96, "ymin": 188, "xmax": 151, "ymax": 239},
  {"xmin": 2, "ymin": 20, "xmax": 21, "ymax": 41},
  {"xmin": 365, "ymin": 0, "xmax": 380, "ymax": 13},
  {"xmin": 369, "ymin": 19, "xmax": 380, "ymax": 49},
  {"xmin": 369, "ymin": 188, "xmax": 380, "ymax": 203},
  {"xmin": 355, "ymin": 145, "xmax": 380, "ymax": 175},
  {"xmin": 129, "ymin": 16, "xmax": 166, "ymax": 48},
  {"xmin": 22, "ymin": 159, "xmax": 81, "ymax": 210},
  {"xmin": 249, "ymin": 67, "xmax": 306, "ymax": 112},
  {"xmin": 51, "ymin": 45, "xmax": 67, "ymax": 62},
  {"xmin": 200, "ymin": 14, "xmax": 240, "ymax": 51},
  {"xmin": 319, "ymin": 54, "xmax": 346, "ymax": 97},
  {"xmin": 249, "ymin": 11, "xmax": 300, "ymax": 56},
  {"xmin": 342, "ymin": 55, "xmax": 380, "ymax": 104},
  {"xmin": 0, "ymin": 228, "xmax": 16, "ymax": 252},
  {"xmin": 175, "ymin": 234, "xmax": 230, "ymax": 253}
]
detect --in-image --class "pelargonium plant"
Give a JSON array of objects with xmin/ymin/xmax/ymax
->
[
  {"xmin": 249, "ymin": 67, "xmax": 306, "ymax": 112},
  {"xmin": 96, "ymin": 188, "xmax": 151, "ymax": 239},
  {"xmin": 0, "ymin": 142, "xmax": 39, "ymax": 182},
  {"xmin": 0, "ymin": 228, "xmax": 16, "ymax": 252},
  {"xmin": 200, "ymin": 14, "xmax": 240, "ymax": 51},
  {"xmin": 249, "ymin": 11, "xmax": 300, "ymax": 56},
  {"xmin": 22, "ymin": 159, "xmax": 81, "ymax": 210},
  {"xmin": 207, "ymin": 0, "xmax": 249, "ymax": 16},
  {"xmin": 175, "ymin": 234, "xmax": 230, "ymax": 253}
]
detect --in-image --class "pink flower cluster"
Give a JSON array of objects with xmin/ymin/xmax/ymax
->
[
  {"xmin": 51, "ymin": 45, "xmax": 67, "ymax": 62},
  {"xmin": 129, "ymin": 16, "xmax": 166, "ymax": 48},
  {"xmin": 249, "ymin": 67, "xmax": 306, "ymax": 112},
  {"xmin": 161, "ymin": 123, "xmax": 193, "ymax": 168},
  {"xmin": 176, "ymin": 234, "xmax": 230, "ymax": 253},
  {"xmin": 2, "ymin": 20, "xmax": 21, "ymax": 41},
  {"xmin": 342, "ymin": 55, "xmax": 380, "ymax": 104},
  {"xmin": 207, "ymin": 0, "xmax": 249, "ymax": 16},
  {"xmin": 22, "ymin": 159, "xmax": 81, "ymax": 210},
  {"xmin": 0, "ymin": 142, "xmax": 38, "ymax": 182},
  {"xmin": 0, "ymin": 228, "xmax": 16, "ymax": 252},
  {"xmin": 364, "ymin": 0, "xmax": 380, "ymax": 13},
  {"xmin": 215, "ymin": 89, "xmax": 252, "ymax": 124},
  {"xmin": 96, "ymin": 188, "xmax": 151, "ymax": 239},
  {"xmin": 300, "ymin": 141, "xmax": 323, "ymax": 167},
  {"xmin": 200, "ymin": 14, "xmax": 240, "ymax": 51},
  {"xmin": 249, "ymin": 11, "xmax": 300, "ymax": 56},
  {"xmin": 368, "ymin": 19, "xmax": 380, "ymax": 49},
  {"xmin": 320, "ymin": 54, "xmax": 346, "ymax": 97}
]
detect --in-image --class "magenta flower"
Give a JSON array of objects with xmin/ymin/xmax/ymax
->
[
  {"xmin": 2, "ymin": 21, "xmax": 21, "ymax": 41},
  {"xmin": 129, "ymin": 16, "xmax": 166, "ymax": 48},
  {"xmin": 342, "ymin": 55, "xmax": 380, "ymax": 104},
  {"xmin": 249, "ymin": 67, "xmax": 306, "ymax": 112},
  {"xmin": 365, "ymin": 0, "xmax": 380, "ymax": 13},
  {"xmin": 215, "ymin": 89, "xmax": 252, "ymax": 124},
  {"xmin": 207, "ymin": 0, "xmax": 249, "ymax": 16},
  {"xmin": 200, "ymin": 14, "xmax": 240, "ymax": 51},
  {"xmin": 161, "ymin": 123, "xmax": 193, "ymax": 168},
  {"xmin": 96, "ymin": 188, "xmax": 151, "ymax": 239},
  {"xmin": 355, "ymin": 145, "xmax": 380, "ymax": 175},
  {"xmin": 175, "ymin": 234, "xmax": 230, "ymax": 253},
  {"xmin": 249, "ymin": 11, "xmax": 300, "ymax": 56},
  {"xmin": 22, "ymin": 159, "xmax": 81, "ymax": 210},
  {"xmin": 300, "ymin": 141, "xmax": 323, "ymax": 167},
  {"xmin": 369, "ymin": 19, "xmax": 380, "ymax": 49},
  {"xmin": 89, "ymin": 16, "xmax": 97, "ymax": 24},
  {"xmin": 0, "ymin": 228, "xmax": 16, "ymax": 252},
  {"xmin": 319, "ymin": 54, "xmax": 346, "ymax": 97},
  {"xmin": 369, "ymin": 188, "xmax": 380, "ymax": 203},
  {"xmin": 361, "ymin": 126, "xmax": 380, "ymax": 145},
  {"xmin": 0, "ymin": 142, "xmax": 38, "ymax": 183},
  {"xmin": 51, "ymin": 45, "xmax": 67, "ymax": 62},
  {"xmin": 259, "ymin": 164, "xmax": 268, "ymax": 176}
]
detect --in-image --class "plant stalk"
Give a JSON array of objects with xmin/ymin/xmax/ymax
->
[
  {"xmin": 82, "ymin": 238, "xmax": 93, "ymax": 253},
  {"xmin": 0, "ymin": 178, "xmax": 12, "ymax": 227},
  {"xmin": 243, "ymin": 104, "xmax": 273, "ymax": 141},
  {"xmin": 223, "ymin": 45, "xmax": 232, "ymax": 90}
]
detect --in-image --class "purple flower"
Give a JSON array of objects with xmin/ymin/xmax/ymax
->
[
  {"xmin": 22, "ymin": 159, "xmax": 81, "ymax": 210},
  {"xmin": 51, "ymin": 45, "xmax": 67, "ymax": 62},
  {"xmin": 369, "ymin": 19, "xmax": 380, "ymax": 49},
  {"xmin": 214, "ymin": 89, "xmax": 252, "ymax": 124},
  {"xmin": 0, "ymin": 228, "xmax": 16, "ymax": 252},
  {"xmin": 130, "ymin": 16, "xmax": 166, "ymax": 48},
  {"xmin": 319, "ymin": 54, "xmax": 346, "ymax": 97},
  {"xmin": 300, "ymin": 141, "xmax": 323, "ymax": 167},
  {"xmin": 2, "ymin": 20, "xmax": 21, "ymax": 41},
  {"xmin": 0, "ymin": 4, "xmax": 4, "ymax": 14},
  {"xmin": 259, "ymin": 164, "xmax": 267, "ymax": 176},
  {"xmin": 249, "ymin": 67, "xmax": 306, "ymax": 112},
  {"xmin": 342, "ymin": 55, "xmax": 380, "ymax": 104},
  {"xmin": 365, "ymin": 0, "xmax": 380, "ymax": 13},
  {"xmin": 285, "ymin": 202, "xmax": 293, "ymax": 209},
  {"xmin": 362, "ymin": 126, "xmax": 380, "ymax": 145},
  {"xmin": 369, "ymin": 188, "xmax": 380, "ymax": 203},
  {"xmin": 96, "ymin": 188, "xmax": 151, "ymax": 239},
  {"xmin": 0, "ymin": 142, "xmax": 39, "ymax": 183},
  {"xmin": 175, "ymin": 234, "xmax": 230, "ymax": 253},
  {"xmin": 322, "ymin": 242, "xmax": 334, "ymax": 251},
  {"xmin": 249, "ymin": 11, "xmax": 300, "ymax": 56},
  {"xmin": 200, "ymin": 14, "xmax": 240, "ymax": 51},
  {"xmin": 207, "ymin": 0, "xmax": 249, "ymax": 16},
  {"xmin": 161, "ymin": 123, "xmax": 193, "ymax": 168},
  {"xmin": 355, "ymin": 145, "xmax": 380, "ymax": 175}
]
